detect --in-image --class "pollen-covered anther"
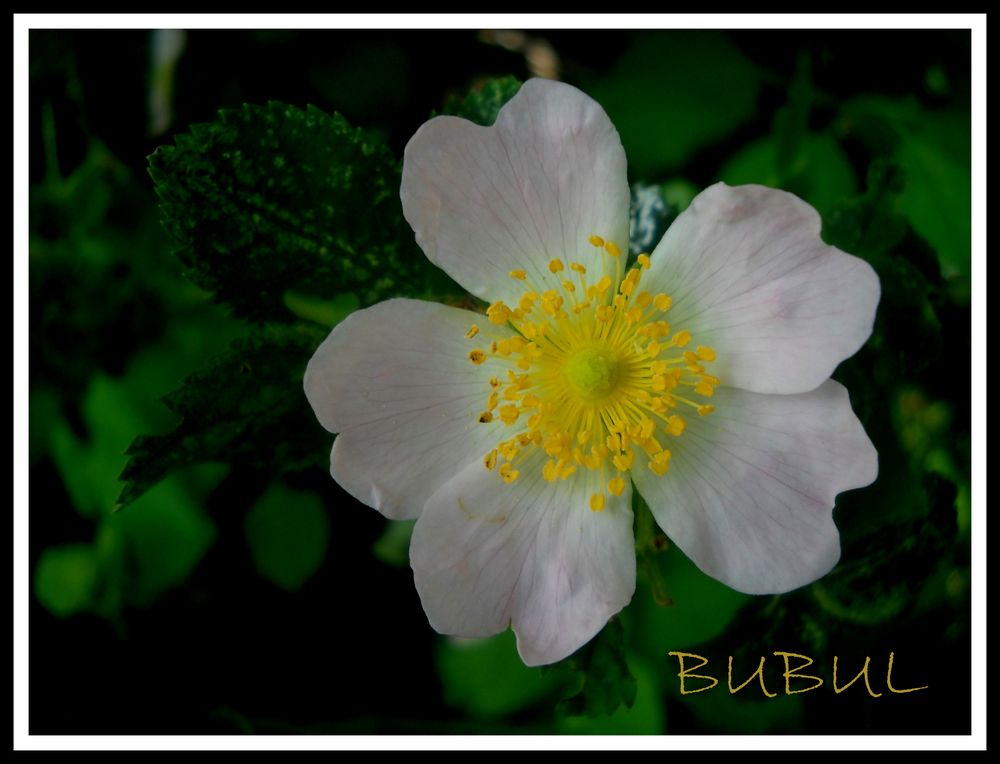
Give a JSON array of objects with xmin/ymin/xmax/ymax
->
[
  {"xmin": 607, "ymin": 476, "xmax": 626, "ymax": 496},
  {"xmin": 499, "ymin": 463, "xmax": 519, "ymax": 484},
  {"xmin": 486, "ymin": 301, "xmax": 513, "ymax": 325},
  {"xmin": 648, "ymin": 450, "xmax": 672, "ymax": 476},
  {"xmin": 483, "ymin": 450, "xmax": 498, "ymax": 470},
  {"xmin": 468, "ymin": 233, "xmax": 718, "ymax": 510}
]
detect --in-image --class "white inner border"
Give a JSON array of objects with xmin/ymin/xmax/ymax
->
[{"xmin": 13, "ymin": 12, "xmax": 987, "ymax": 752}]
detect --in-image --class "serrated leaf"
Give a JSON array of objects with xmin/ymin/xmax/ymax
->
[
  {"xmin": 149, "ymin": 102, "xmax": 434, "ymax": 322},
  {"xmin": 117, "ymin": 323, "xmax": 328, "ymax": 508},
  {"xmin": 550, "ymin": 617, "xmax": 637, "ymax": 717},
  {"xmin": 442, "ymin": 76, "xmax": 522, "ymax": 126}
]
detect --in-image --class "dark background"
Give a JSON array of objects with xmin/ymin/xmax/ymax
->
[{"xmin": 28, "ymin": 28, "xmax": 972, "ymax": 735}]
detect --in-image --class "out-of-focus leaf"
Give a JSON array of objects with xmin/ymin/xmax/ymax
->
[
  {"xmin": 437, "ymin": 631, "xmax": 560, "ymax": 719},
  {"xmin": 583, "ymin": 32, "xmax": 762, "ymax": 177},
  {"xmin": 245, "ymin": 481, "xmax": 330, "ymax": 591},
  {"xmin": 149, "ymin": 102, "xmax": 438, "ymax": 321},
  {"xmin": 307, "ymin": 39, "xmax": 409, "ymax": 121},
  {"xmin": 30, "ymin": 143, "xmax": 173, "ymax": 399},
  {"xmin": 371, "ymin": 519, "xmax": 415, "ymax": 568},
  {"xmin": 720, "ymin": 133, "xmax": 857, "ymax": 220},
  {"xmin": 110, "ymin": 474, "xmax": 217, "ymax": 606},
  {"xmin": 839, "ymin": 96, "xmax": 970, "ymax": 302},
  {"xmin": 550, "ymin": 617, "xmax": 637, "ymax": 718},
  {"xmin": 442, "ymin": 76, "xmax": 522, "ymax": 126},
  {"xmin": 34, "ymin": 544, "xmax": 99, "ymax": 618},
  {"xmin": 282, "ymin": 290, "xmax": 358, "ymax": 329},
  {"xmin": 117, "ymin": 323, "xmax": 328, "ymax": 508},
  {"xmin": 631, "ymin": 543, "xmax": 750, "ymax": 657}
]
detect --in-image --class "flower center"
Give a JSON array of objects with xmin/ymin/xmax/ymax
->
[
  {"xmin": 465, "ymin": 235, "xmax": 719, "ymax": 511},
  {"xmin": 564, "ymin": 345, "xmax": 620, "ymax": 401}
]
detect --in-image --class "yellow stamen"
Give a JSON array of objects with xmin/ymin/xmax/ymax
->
[
  {"xmin": 608, "ymin": 476, "xmax": 626, "ymax": 496},
  {"xmin": 483, "ymin": 450, "xmax": 498, "ymax": 470},
  {"xmin": 466, "ymin": 232, "xmax": 718, "ymax": 510}
]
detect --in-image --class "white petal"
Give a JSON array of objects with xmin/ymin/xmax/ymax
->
[
  {"xmin": 411, "ymin": 453, "xmax": 635, "ymax": 666},
  {"xmin": 303, "ymin": 298, "xmax": 510, "ymax": 520},
  {"xmin": 644, "ymin": 183, "xmax": 880, "ymax": 394},
  {"xmin": 401, "ymin": 78, "xmax": 630, "ymax": 307},
  {"xmin": 632, "ymin": 380, "xmax": 877, "ymax": 594}
]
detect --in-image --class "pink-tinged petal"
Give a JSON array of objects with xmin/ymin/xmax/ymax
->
[
  {"xmin": 303, "ymin": 298, "xmax": 510, "ymax": 520},
  {"xmin": 401, "ymin": 78, "xmax": 630, "ymax": 307},
  {"xmin": 644, "ymin": 183, "xmax": 880, "ymax": 394},
  {"xmin": 632, "ymin": 380, "xmax": 877, "ymax": 594},
  {"xmin": 411, "ymin": 454, "xmax": 635, "ymax": 666}
]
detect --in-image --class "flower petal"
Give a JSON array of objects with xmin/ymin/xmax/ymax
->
[
  {"xmin": 401, "ymin": 78, "xmax": 630, "ymax": 307},
  {"xmin": 411, "ymin": 453, "xmax": 635, "ymax": 666},
  {"xmin": 632, "ymin": 380, "xmax": 877, "ymax": 594},
  {"xmin": 304, "ymin": 298, "xmax": 511, "ymax": 520},
  {"xmin": 644, "ymin": 183, "xmax": 880, "ymax": 394}
]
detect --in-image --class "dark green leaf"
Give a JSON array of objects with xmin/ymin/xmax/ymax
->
[
  {"xmin": 117, "ymin": 323, "xmax": 328, "ymax": 508},
  {"xmin": 583, "ymin": 31, "xmax": 762, "ymax": 177},
  {"xmin": 839, "ymin": 96, "xmax": 970, "ymax": 303},
  {"xmin": 442, "ymin": 76, "xmax": 523, "ymax": 126},
  {"xmin": 245, "ymin": 481, "xmax": 330, "ymax": 591},
  {"xmin": 149, "ymin": 102, "xmax": 436, "ymax": 322},
  {"xmin": 436, "ymin": 631, "xmax": 561, "ymax": 719},
  {"xmin": 34, "ymin": 544, "xmax": 99, "ymax": 618},
  {"xmin": 551, "ymin": 617, "xmax": 637, "ymax": 717}
]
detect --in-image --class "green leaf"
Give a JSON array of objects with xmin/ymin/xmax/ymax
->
[
  {"xmin": 245, "ymin": 481, "xmax": 330, "ymax": 591},
  {"xmin": 442, "ymin": 76, "xmax": 523, "ymax": 126},
  {"xmin": 436, "ymin": 630, "xmax": 561, "ymax": 719},
  {"xmin": 110, "ymin": 474, "xmax": 218, "ymax": 606},
  {"xmin": 117, "ymin": 323, "xmax": 329, "ymax": 508},
  {"xmin": 149, "ymin": 102, "xmax": 435, "ymax": 322},
  {"xmin": 551, "ymin": 617, "xmax": 637, "ymax": 717},
  {"xmin": 719, "ymin": 133, "xmax": 858, "ymax": 221},
  {"xmin": 556, "ymin": 655, "xmax": 666, "ymax": 734},
  {"xmin": 839, "ymin": 96, "xmax": 970, "ymax": 302},
  {"xmin": 371, "ymin": 519, "xmax": 415, "ymax": 568},
  {"xmin": 34, "ymin": 544, "xmax": 99, "ymax": 618},
  {"xmin": 583, "ymin": 31, "xmax": 762, "ymax": 177}
]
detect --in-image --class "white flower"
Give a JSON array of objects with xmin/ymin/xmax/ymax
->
[{"xmin": 304, "ymin": 79, "xmax": 879, "ymax": 667}]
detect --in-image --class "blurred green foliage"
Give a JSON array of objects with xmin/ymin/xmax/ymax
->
[{"xmin": 28, "ymin": 29, "xmax": 972, "ymax": 736}]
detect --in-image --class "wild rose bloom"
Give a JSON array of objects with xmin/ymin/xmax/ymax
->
[{"xmin": 304, "ymin": 79, "xmax": 879, "ymax": 666}]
